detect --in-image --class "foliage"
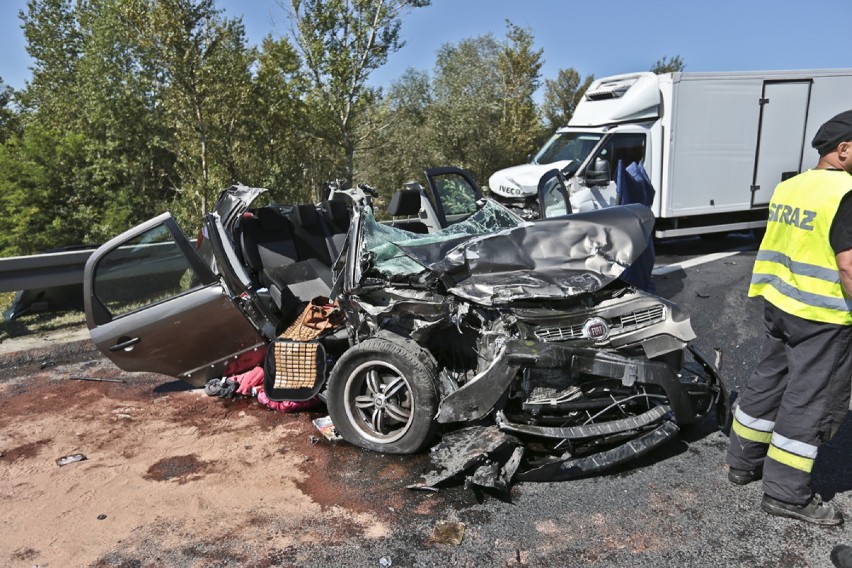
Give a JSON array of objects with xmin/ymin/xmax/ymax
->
[
  {"xmin": 240, "ymin": 36, "xmax": 313, "ymax": 204},
  {"xmin": 2, "ymin": 0, "xmax": 316, "ymax": 251},
  {"xmin": 541, "ymin": 68, "xmax": 595, "ymax": 132},
  {"xmin": 0, "ymin": 124, "xmax": 87, "ymax": 255},
  {"xmin": 357, "ymin": 67, "xmax": 437, "ymax": 197},
  {"xmin": 0, "ymin": 79, "xmax": 20, "ymax": 143},
  {"xmin": 129, "ymin": 0, "xmax": 258, "ymax": 219},
  {"xmin": 428, "ymin": 35, "xmax": 504, "ymax": 183},
  {"xmin": 9, "ymin": 0, "xmax": 180, "ymax": 248},
  {"xmin": 496, "ymin": 21, "xmax": 544, "ymax": 166},
  {"xmin": 651, "ymin": 55, "xmax": 686, "ymax": 74},
  {"xmin": 288, "ymin": 0, "xmax": 430, "ymax": 185}
]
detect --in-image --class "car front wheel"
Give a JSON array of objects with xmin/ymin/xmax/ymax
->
[{"xmin": 327, "ymin": 336, "xmax": 439, "ymax": 454}]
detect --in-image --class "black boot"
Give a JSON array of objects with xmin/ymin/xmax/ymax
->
[
  {"xmin": 728, "ymin": 466, "xmax": 762, "ymax": 485},
  {"xmin": 761, "ymin": 494, "xmax": 844, "ymax": 526},
  {"xmin": 831, "ymin": 544, "xmax": 852, "ymax": 568}
]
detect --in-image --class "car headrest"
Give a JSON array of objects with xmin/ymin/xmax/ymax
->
[
  {"xmin": 387, "ymin": 188, "xmax": 421, "ymax": 217},
  {"xmin": 256, "ymin": 207, "xmax": 288, "ymax": 232},
  {"xmin": 293, "ymin": 203, "xmax": 319, "ymax": 227},
  {"xmin": 320, "ymin": 200, "xmax": 350, "ymax": 229},
  {"xmin": 330, "ymin": 191, "xmax": 350, "ymax": 202}
]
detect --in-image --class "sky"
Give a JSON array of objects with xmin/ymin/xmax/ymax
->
[{"xmin": 1, "ymin": 0, "xmax": 850, "ymax": 94}]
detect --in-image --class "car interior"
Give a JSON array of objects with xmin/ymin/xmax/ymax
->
[
  {"xmin": 234, "ymin": 189, "xmax": 425, "ymax": 329},
  {"xmin": 235, "ymin": 199, "xmax": 348, "ymax": 322}
]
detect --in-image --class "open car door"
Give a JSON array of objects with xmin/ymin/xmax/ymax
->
[
  {"xmin": 83, "ymin": 213, "xmax": 266, "ymax": 387},
  {"xmin": 537, "ymin": 168, "xmax": 572, "ymax": 218},
  {"xmin": 424, "ymin": 167, "xmax": 485, "ymax": 228}
]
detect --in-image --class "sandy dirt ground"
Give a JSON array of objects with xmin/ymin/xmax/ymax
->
[{"xmin": 0, "ymin": 357, "xmax": 450, "ymax": 567}]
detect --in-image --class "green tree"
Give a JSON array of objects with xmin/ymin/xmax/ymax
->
[
  {"xmin": 287, "ymin": 0, "xmax": 430, "ymax": 185},
  {"xmin": 429, "ymin": 35, "xmax": 503, "ymax": 183},
  {"xmin": 241, "ymin": 36, "xmax": 314, "ymax": 204},
  {"xmin": 496, "ymin": 21, "xmax": 544, "ymax": 166},
  {"xmin": 0, "ymin": 125, "xmax": 87, "ymax": 255},
  {"xmin": 651, "ymin": 55, "xmax": 686, "ymax": 74},
  {"xmin": 0, "ymin": 79, "xmax": 20, "ymax": 143},
  {"xmin": 4, "ymin": 0, "xmax": 179, "ymax": 251},
  {"xmin": 357, "ymin": 67, "xmax": 436, "ymax": 196},
  {"xmin": 541, "ymin": 67, "xmax": 594, "ymax": 131},
  {"xmin": 17, "ymin": 0, "xmax": 83, "ymax": 126},
  {"xmin": 133, "ymin": 0, "xmax": 257, "ymax": 219},
  {"xmin": 73, "ymin": 0, "xmax": 178, "ymax": 238}
]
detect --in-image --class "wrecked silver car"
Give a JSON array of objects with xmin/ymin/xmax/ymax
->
[
  {"xmin": 328, "ymin": 186, "xmax": 725, "ymax": 483},
  {"xmin": 83, "ymin": 169, "xmax": 726, "ymax": 484}
]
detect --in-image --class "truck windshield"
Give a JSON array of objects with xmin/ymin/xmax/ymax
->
[{"xmin": 533, "ymin": 132, "xmax": 603, "ymax": 165}]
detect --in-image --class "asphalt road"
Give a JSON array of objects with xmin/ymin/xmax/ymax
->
[{"xmin": 3, "ymin": 231, "xmax": 850, "ymax": 567}]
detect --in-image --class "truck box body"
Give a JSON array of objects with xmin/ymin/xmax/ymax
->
[{"xmin": 489, "ymin": 69, "xmax": 852, "ymax": 237}]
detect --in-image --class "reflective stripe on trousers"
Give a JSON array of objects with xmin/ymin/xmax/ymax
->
[
  {"xmin": 731, "ymin": 406, "xmax": 773, "ymax": 444},
  {"xmin": 767, "ymin": 432, "xmax": 819, "ymax": 473}
]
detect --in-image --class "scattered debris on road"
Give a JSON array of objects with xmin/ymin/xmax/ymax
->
[{"xmin": 55, "ymin": 453, "xmax": 86, "ymax": 466}]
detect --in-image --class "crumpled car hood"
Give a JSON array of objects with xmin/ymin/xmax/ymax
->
[{"xmin": 399, "ymin": 203, "xmax": 654, "ymax": 305}]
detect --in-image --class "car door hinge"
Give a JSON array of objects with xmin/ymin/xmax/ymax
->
[
  {"xmin": 759, "ymin": 97, "xmax": 770, "ymax": 106},
  {"xmin": 750, "ymin": 184, "xmax": 760, "ymax": 193}
]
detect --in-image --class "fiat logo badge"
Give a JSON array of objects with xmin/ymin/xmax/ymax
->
[{"xmin": 583, "ymin": 317, "xmax": 610, "ymax": 340}]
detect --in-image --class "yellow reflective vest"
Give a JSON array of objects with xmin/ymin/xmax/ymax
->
[{"xmin": 749, "ymin": 169, "xmax": 852, "ymax": 325}]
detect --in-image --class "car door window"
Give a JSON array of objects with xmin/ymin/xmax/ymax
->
[
  {"xmin": 591, "ymin": 133, "xmax": 647, "ymax": 181},
  {"xmin": 93, "ymin": 222, "xmax": 210, "ymax": 319},
  {"xmin": 539, "ymin": 170, "xmax": 571, "ymax": 218},
  {"xmin": 431, "ymin": 173, "xmax": 479, "ymax": 217},
  {"xmin": 424, "ymin": 167, "xmax": 487, "ymax": 229}
]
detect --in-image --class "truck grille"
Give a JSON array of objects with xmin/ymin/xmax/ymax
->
[{"xmin": 534, "ymin": 304, "xmax": 666, "ymax": 343}]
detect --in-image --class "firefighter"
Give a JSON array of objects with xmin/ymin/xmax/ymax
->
[{"xmin": 726, "ymin": 109, "xmax": 852, "ymax": 526}]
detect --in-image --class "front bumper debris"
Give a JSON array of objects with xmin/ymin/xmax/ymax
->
[
  {"xmin": 516, "ymin": 420, "xmax": 680, "ymax": 482},
  {"xmin": 411, "ymin": 419, "xmax": 681, "ymax": 490},
  {"xmin": 438, "ymin": 339, "xmax": 725, "ymax": 426},
  {"xmin": 494, "ymin": 405, "xmax": 672, "ymax": 439}
]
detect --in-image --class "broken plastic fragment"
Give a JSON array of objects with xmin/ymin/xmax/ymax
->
[
  {"xmin": 428, "ymin": 521, "xmax": 466, "ymax": 545},
  {"xmin": 517, "ymin": 420, "xmax": 679, "ymax": 482},
  {"xmin": 408, "ymin": 426, "xmax": 522, "ymax": 491},
  {"xmin": 56, "ymin": 454, "xmax": 87, "ymax": 466}
]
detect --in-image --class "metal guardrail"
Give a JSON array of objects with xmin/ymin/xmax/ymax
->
[{"xmin": 0, "ymin": 249, "xmax": 94, "ymax": 293}]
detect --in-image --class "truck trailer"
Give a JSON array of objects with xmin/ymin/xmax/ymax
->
[{"xmin": 489, "ymin": 68, "xmax": 852, "ymax": 237}]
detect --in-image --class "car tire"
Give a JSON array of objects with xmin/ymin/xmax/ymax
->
[{"xmin": 327, "ymin": 335, "xmax": 439, "ymax": 454}]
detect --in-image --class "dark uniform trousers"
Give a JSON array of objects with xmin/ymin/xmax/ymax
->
[{"xmin": 727, "ymin": 301, "xmax": 852, "ymax": 504}]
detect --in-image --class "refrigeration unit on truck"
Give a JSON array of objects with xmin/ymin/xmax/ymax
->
[{"xmin": 489, "ymin": 68, "xmax": 852, "ymax": 237}]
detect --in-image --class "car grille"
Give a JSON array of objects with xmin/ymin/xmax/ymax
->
[{"xmin": 533, "ymin": 304, "xmax": 666, "ymax": 342}]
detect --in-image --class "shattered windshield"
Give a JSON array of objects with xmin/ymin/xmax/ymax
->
[{"xmin": 363, "ymin": 200, "xmax": 524, "ymax": 277}]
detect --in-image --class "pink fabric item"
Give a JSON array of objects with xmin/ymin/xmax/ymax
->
[
  {"xmin": 257, "ymin": 390, "xmax": 320, "ymax": 413},
  {"xmin": 232, "ymin": 366, "xmax": 265, "ymax": 396}
]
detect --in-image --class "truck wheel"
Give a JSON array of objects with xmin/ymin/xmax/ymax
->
[{"xmin": 327, "ymin": 336, "xmax": 439, "ymax": 454}]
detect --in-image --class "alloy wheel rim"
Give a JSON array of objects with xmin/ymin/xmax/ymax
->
[{"xmin": 343, "ymin": 361, "xmax": 415, "ymax": 444}]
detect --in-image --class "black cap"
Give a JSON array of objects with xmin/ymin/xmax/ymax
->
[{"xmin": 812, "ymin": 110, "xmax": 852, "ymax": 156}]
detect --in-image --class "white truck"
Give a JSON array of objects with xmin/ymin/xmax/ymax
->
[{"xmin": 489, "ymin": 68, "xmax": 852, "ymax": 237}]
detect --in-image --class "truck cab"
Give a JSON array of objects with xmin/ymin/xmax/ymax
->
[{"xmin": 489, "ymin": 73, "xmax": 660, "ymax": 219}]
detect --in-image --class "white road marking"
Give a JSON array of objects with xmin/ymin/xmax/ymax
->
[{"xmin": 652, "ymin": 251, "xmax": 742, "ymax": 276}]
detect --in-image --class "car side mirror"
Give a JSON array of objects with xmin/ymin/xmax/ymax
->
[{"xmin": 585, "ymin": 158, "xmax": 611, "ymax": 187}]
